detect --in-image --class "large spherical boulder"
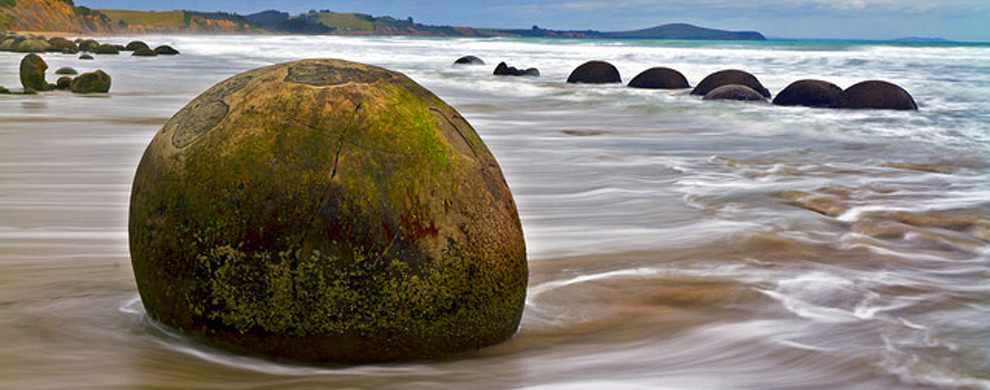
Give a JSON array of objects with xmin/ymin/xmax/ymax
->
[
  {"xmin": 154, "ymin": 45, "xmax": 179, "ymax": 55},
  {"xmin": 70, "ymin": 70, "xmax": 111, "ymax": 93},
  {"xmin": 94, "ymin": 44, "xmax": 119, "ymax": 55},
  {"xmin": 772, "ymin": 79, "xmax": 842, "ymax": 108},
  {"xmin": 19, "ymin": 54, "xmax": 51, "ymax": 92},
  {"xmin": 628, "ymin": 67, "xmax": 690, "ymax": 89},
  {"xmin": 567, "ymin": 60, "xmax": 621, "ymax": 84},
  {"xmin": 833, "ymin": 80, "xmax": 917, "ymax": 111},
  {"xmin": 125, "ymin": 41, "xmax": 150, "ymax": 51},
  {"xmin": 691, "ymin": 69, "xmax": 770, "ymax": 98},
  {"xmin": 702, "ymin": 84, "xmax": 767, "ymax": 101},
  {"xmin": 128, "ymin": 59, "xmax": 528, "ymax": 363},
  {"xmin": 454, "ymin": 55, "xmax": 484, "ymax": 65}
]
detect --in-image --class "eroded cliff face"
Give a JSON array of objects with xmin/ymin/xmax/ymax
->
[
  {"xmin": 0, "ymin": 0, "xmax": 112, "ymax": 33},
  {"xmin": 0, "ymin": 1, "xmax": 253, "ymax": 34}
]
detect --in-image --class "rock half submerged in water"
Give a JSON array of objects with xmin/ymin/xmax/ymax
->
[
  {"xmin": 691, "ymin": 69, "xmax": 770, "ymax": 98},
  {"xmin": 628, "ymin": 67, "xmax": 690, "ymax": 89},
  {"xmin": 128, "ymin": 59, "xmax": 528, "ymax": 364},
  {"xmin": 454, "ymin": 55, "xmax": 484, "ymax": 65},
  {"xmin": 703, "ymin": 84, "xmax": 767, "ymax": 101},
  {"xmin": 154, "ymin": 45, "xmax": 179, "ymax": 55},
  {"xmin": 494, "ymin": 61, "xmax": 540, "ymax": 76},
  {"xmin": 567, "ymin": 60, "xmax": 621, "ymax": 84},
  {"xmin": 773, "ymin": 79, "xmax": 842, "ymax": 108},
  {"xmin": 833, "ymin": 80, "xmax": 917, "ymax": 110}
]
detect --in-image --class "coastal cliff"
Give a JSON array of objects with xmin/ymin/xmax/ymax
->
[
  {"xmin": 0, "ymin": 3, "xmax": 766, "ymax": 41},
  {"xmin": 0, "ymin": 1, "xmax": 255, "ymax": 34},
  {"xmin": 0, "ymin": 0, "xmax": 111, "ymax": 33}
]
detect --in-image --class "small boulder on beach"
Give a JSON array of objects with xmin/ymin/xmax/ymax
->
[
  {"xmin": 79, "ymin": 54, "xmax": 94, "ymax": 60},
  {"xmin": 691, "ymin": 69, "xmax": 771, "ymax": 98},
  {"xmin": 55, "ymin": 76, "xmax": 72, "ymax": 90},
  {"xmin": 0, "ymin": 86, "xmax": 10, "ymax": 94},
  {"xmin": 567, "ymin": 61, "xmax": 621, "ymax": 84},
  {"xmin": 19, "ymin": 53, "xmax": 51, "ymax": 92},
  {"xmin": 125, "ymin": 41, "xmax": 150, "ymax": 51},
  {"xmin": 628, "ymin": 67, "xmax": 690, "ymax": 89},
  {"xmin": 55, "ymin": 67, "xmax": 78, "ymax": 75},
  {"xmin": 77, "ymin": 39, "xmax": 99, "ymax": 52},
  {"xmin": 70, "ymin": 70, "xmax": 111, "ymax": 93},
  {"xmin": 154, "ymin": 45, "xmax": 179, "ymax": 55},
  {"xmin": 14, "ymin": 39, "xmax": 50, "ymax": 53},
  {"xmin": 773, "ymin": 79, "xmax": 843, "ymax": 108},
  {"xmin": 47, "ymin": 37, "xmax": 78, "ymax": 53},
  {"xmin": 833, "ymin": 80, "xmax": 918, "ymax": 111},
  {"xmin": 94, "ymin": 44, "xmax": 119, "ymax": 55},
  {"xmin": 703, "ymin": 84, "xmax": 767, "ymax": 101},
  {"xmin": 494, "ymin": 62, "xmax": 539, "ymax": 76},
  {"xmin": 133, "ymin": 48, "xmax": 157, "ymax": 57},
  {"xmin": 454, "ymin": 55, "xmax": 484, "ymax": 65}
]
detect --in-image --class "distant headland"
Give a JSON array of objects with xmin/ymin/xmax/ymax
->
[{"xmin": 0, "ymin": 0, "xmax": 766, "ymax": 40}]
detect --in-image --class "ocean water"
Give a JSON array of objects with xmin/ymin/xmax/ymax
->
[{"xmin": 0, "ymin": 35, "xmax": 988, "ymax": 389}]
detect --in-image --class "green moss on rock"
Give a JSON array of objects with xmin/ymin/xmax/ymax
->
[
  {"xmin": 19, "ymin": 53, "xmax": 49, "ymax": 92},
  {"xmin": 129, "ymin": 59, "xmax": 527, "ymax": 363}
]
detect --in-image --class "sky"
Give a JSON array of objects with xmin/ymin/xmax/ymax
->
[{"xmin": 78, "ymin": 0, "xmax": 990, "ymax": 41}]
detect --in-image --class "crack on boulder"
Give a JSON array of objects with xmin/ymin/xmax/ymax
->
[
  {"xmin": 429, "ymin": 108, "xmax": 478, "ymax": 160},
  {"xmin": 285, "ymin": 62, "xmax": 389, "ymax": 86}
]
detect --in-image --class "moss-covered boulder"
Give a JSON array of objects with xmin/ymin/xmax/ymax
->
[
  {"xmin": 691, "ymin": 69, "xmax": 770, "ymax": 98},
  {"xmin": 55, "ymin": 67, "xmax": 78, "ymax": 75},
  {"xmin": 0, "ymin": 39, "xmax": 15, "ymax": 51},
  {"xmin": 773, "ymin": 79, "xmax": 842, "ymax": 108},
  {"xmin": 70, "ymin": 70, "xmax": 111, "ymax": 93},
  {"xmin": 77, "ymin": 39, "xmax": 99, "ymax": 52},
  {"xmin": 79, "ymin": 54, "xmax": 94, "ymax": 60},
  {"xmin": 19, "ymin": 54, "xmax": 50, "ymax": 92},
  {"xmin": 0, "ymin": 86, "xmax": 10, "ymax": 94},
  {"xmin": 128, "ymin": 59, "xmax": 528, "ymax": 363},
  {"xmin": 154, "ymin": 45, "xmax": 179, "ymax": 55},
  {"xmin": 55, "ymin": 76, "xmax": 72, "ymax": 90},
  {"xmin": 14, "ymin": 39, "xmax": 50, "ymax": 53},
  {"xmin": 628, "ymin": 67, "xmax": 690, "ymax": 89},
  {"xmin": 133, "ymin": 48, "xmax": 157, "ymax": 57},
  {"xmin": 47, "ymin": 37, "xmax": 78, "ymax": 53},
  {"xmin": 94, "ymin": 44, "xmax": 119, "ymax": 55},
  {"xmin": 566, "ymin": 60, "xmax": 621, "ymax": 84},
  {"xmin": 833, "ymin": 80, "xmax": 918, "ymax": 111},
  {"xmin": 125, "ymin": 41, "xmax": 150, "ymax": 51}
]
